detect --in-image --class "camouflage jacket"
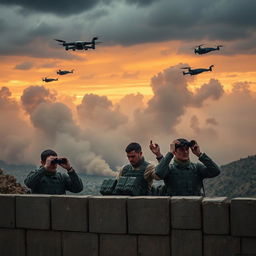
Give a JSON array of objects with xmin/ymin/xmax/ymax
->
[
  {"xmin": 155, "ymin": 152, "xmax": 221, "ymax": 196},
  {"xmin": 24, "ymin": 166, "xmax": 83, "ymax": 194}
]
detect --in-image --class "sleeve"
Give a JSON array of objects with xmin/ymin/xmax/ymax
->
[
  {"xmin": 63, "ymin": 168, "xmax": 84, "ymax": 193},
  {"xmin": 144, "ymin": 163, "xmax": 161, "ymax": 181},
  {"xmin": 24, "ymin": 167, "xmax": 46, "ymax": 189},
  {"xmin": 155, "ymin": 152, "xmax": 173, "ymax": 179},
  {"xmin": 116, "ymin": 166, "xmax": 125, "ymax": 179},
  {"xmin": 197, "ymin": 153, "xmax": 221, "ymax": 179}
]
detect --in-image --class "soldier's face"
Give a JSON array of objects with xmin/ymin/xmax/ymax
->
[
  {"xmin": 174, "ymin": 146, "xmax": 190, "ymax": 161},
  {"xmin": 127, "ymin": 150, "xmax": 142, "ymax": 166}
]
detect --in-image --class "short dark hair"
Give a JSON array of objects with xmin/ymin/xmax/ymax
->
[
  {"xmin": 41, "ymin": 149, "xmax": 57, "ymax": 162},
  {"xmin": 125, "ymin": 142, "xmax": 141, "ymax": 153}
]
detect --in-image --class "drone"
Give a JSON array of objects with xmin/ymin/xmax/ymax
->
[
  {"xmin": 42, "ymin": 77, "xmax": 58, "ymax": 82},
  {"xmin": 54, "ymin": 37, "xmax": 100, "ymax": 51},
  {"xmin": 56, "ymin": 69, "xmax": 74, "ymax": 75},
  {"xmin": 194, "ymin": 45, "xmax": 223, "ymax": 55},
  {"xmin": 181, "ymin": 65, "xmax": 214, "ymax": 75}
]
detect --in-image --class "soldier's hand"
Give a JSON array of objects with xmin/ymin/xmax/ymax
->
[
  {"xmin": 59, "ymin": 157, "xmax": 72, "ymax": 171},
  {"xmin": 190, "ymin": 141, "xmax": 201, "ymax": 157},
  {"xmin": 170, "ymin": 140, "xmax": 179, "ymax": 154},
  {"xmin": 44, "ymin": 156, "xmax": 57, "ymax": 172},
  {"xmin": 149, "ymin": 140, "xmax": 162, "ymax": 158}
]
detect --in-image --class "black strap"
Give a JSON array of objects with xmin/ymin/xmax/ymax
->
[{"xmin": 201, "ymin": 179, "xmax": 206, "ymax": 197}]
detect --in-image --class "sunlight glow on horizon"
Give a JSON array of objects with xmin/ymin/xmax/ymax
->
[{"xmin": 1, "ymin": 41, "xmax": 256, "ymax": 104}]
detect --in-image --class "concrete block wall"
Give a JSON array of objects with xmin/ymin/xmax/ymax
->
[{"xmin": 0, "ymin": 194, "xmax": 256, "ymax": 256}]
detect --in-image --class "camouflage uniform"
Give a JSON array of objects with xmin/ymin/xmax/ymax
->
[
  {"xmin": 154, "ymin": 152, "xmax": 220, "ymax": 196},
  {"xmin": 24, "ymin": 166, "xmax": 83, "ymax": 194},
  {"xmin": 118, "ymin": 157, "xmax": 156, "ymax": 195}
]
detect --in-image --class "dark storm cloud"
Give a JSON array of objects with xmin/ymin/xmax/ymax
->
[
  {"xmin": 0, "ymin": 0, "xmax": 101, "ymax": 16},
  {"xmin": 28, "ymin": 22, "xmax": 60, "ymax": 37},
  {"xmin": 1, "ymin": 0, "xmax": 256, "ymax": 57},
  {"xmin": 90, "ymin": 0, "xmax": 256, "ymax": 53},
  {"xmin": 0, "ymin": 6, "xmax": 83, "ymax": 59},
  {"xmin": 125, "ymin": 0, "xmax": 157, "ymax": 7},
  {"xmin": 147, "ymin": 0, "xmax": 256, "ymax": 28}
]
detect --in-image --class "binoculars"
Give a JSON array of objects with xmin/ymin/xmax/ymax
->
[
  {"xmin": 175, "ymin": 139, "xmax": 196, "ymax": 149},
  {"xmin": 51, "ymin": 158, "xmax": 67, "ymax": 165}
]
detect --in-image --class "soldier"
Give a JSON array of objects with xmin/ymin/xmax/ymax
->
[
  {"xmin": 24, "ymin": 149, "xmax": 83, "ymax": 194},
  {"xmin": 117, "ymin": 142, "xmax": 157, "ymax": 195},
  {"xmin": 149, "ymin": 139, "xmax": 221, "ymax": 196}
]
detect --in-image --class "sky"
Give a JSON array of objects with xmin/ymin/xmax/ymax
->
[{"xmin": 0, "ymin": 0, "xmax": 256, "ymax": 175}]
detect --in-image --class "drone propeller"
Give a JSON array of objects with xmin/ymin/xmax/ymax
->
[
  {"xmin": 54, "ymin": 39, "xmax": 66, "ymax": 43},
  {"xmin": 216, "ymin": 45, "xmax": 223, "ymax": 47},
  {"xmin": 195, "ymin": 44, "xmax": 204, "ymax": 48},
  {"xmin": 181, "ymin": 67, "xmax": 191, "ymax": 69}
]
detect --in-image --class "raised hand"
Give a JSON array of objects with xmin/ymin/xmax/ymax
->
[
  {"xmin": 170, "ymin": 139, "xmax": 180, "ymax": 154},
  {"xmin": 190, "ymin": 141, "xmax": 201, "ymax": 157},
  {"xmin": 149, "ymin": 140, "xmax": 162, "ymax": 158}
]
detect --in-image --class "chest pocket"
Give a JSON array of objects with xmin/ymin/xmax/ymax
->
[
  {"xmin": 38, "ymin": 175, "xmax": 66, "ymax": 194},
  {"xmin": 166, "ymin": 166, "xmax": 202, "ymax": 196}
]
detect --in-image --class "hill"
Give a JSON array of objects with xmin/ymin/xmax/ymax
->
[
  {"xmin": 0, "ymin": 160, "xmax": 36, "ymax": 173},
  {"xmin": 0, "ymin": 168, "xmax": 28, "ymax": 194},
  {"xmin": 204, "ymin": 155, "xmax": 256, "ymax": 198}
]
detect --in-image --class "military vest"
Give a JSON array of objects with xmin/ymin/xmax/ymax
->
[
  {"xmin": 122, "ymin": 159, "xmax": 150, "ymax": 196},
  {"xmin": 32, "ymin": 172, "xmax": 66, "ymax": 194},
  {"xmin": 164, "ymin": 162, "xmax": 203, "ymax": 196}
]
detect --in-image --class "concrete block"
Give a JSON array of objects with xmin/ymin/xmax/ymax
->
[
  {"xmin": 171, "ymin": 196, "xmax": 202, "ymax": 229},
  {"xmin": 172, "ymin": 230, "xmax": 202, "ymax": 256},
  {"xmin": 231, "ymin": 198, "xmax": 256, "ymax": 237},
  {"xmin": 89, "ymin": 196, "xmax": 127, "ymax": 233},
  {"xmin": 241, "ymin": 238, "xmax": 256, "ymax": 254},
  {"xmin": 27, "ymin": 230, "xmax": 61, "ymax": 256},
  {"xmin": 138, "ymin": 235, "xmax": 170, "ymax": 256},
  {"xmin": 0, "ymin": 195, "xmax": 15, "ymax": 228},
  {"xmin": 204, "ymin": 235, "xmax": 240, "ymax": 256},
  {"xmin": 16, "ymin": 195, "xmax": 51, "ymax": 230},
  {"xmin": 63, "ymin": 232, "xmax": 98, "ymax": 256},
  {"xmin": 51, "ymin": 195, "xmax": 88, "ymax": 231},
  {"xmin": 128, "ymin": 197, "xmax": 170, "ymax": 235},
  {"xmin": 202, "ymin": 197, "xmax": 229, "ymax": 234},
  {"xmin": 100, "ymin": 234, "xmax": 137, "ymax": 256},
  {"xmin": 0, "ymin": 228, "xmax": 25, "ymax": 256}
]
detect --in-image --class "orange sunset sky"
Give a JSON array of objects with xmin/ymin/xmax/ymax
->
[
  {"xmin": 0, "ymin": 0, "xmax": 256, "ymax": 174},
  {"xmin": 2, "ymin": 42, "xmax": 256, "ymax": 103}
]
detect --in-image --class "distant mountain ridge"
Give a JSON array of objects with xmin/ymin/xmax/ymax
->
[
  {"xmin": 0, "ymin": 160, "xmax": 36, "ymax": 172},
  {"xmin": 204, "ymin": 155, "xmax": 256, "ymax": 198},
  {"xmin": 0, "ymin": 156, "xmax": 256, "ymax": 198}
]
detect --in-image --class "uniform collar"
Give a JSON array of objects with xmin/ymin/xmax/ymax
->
[
  {"xmin": 131, "ymin": 157, "xmax": 145, "ymax": 169},
  {"xmin": 173, "ymin": 158, "xmax": 190, "ymax": 169}
]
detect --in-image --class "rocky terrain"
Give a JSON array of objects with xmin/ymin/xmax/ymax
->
[
  {"xmin": 205, "ymin": 155, "xmax": 256, "ymax": 198},
  {"xmin": 0, "ymin": 168, "xmax": 28, "ymax": 194}
]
